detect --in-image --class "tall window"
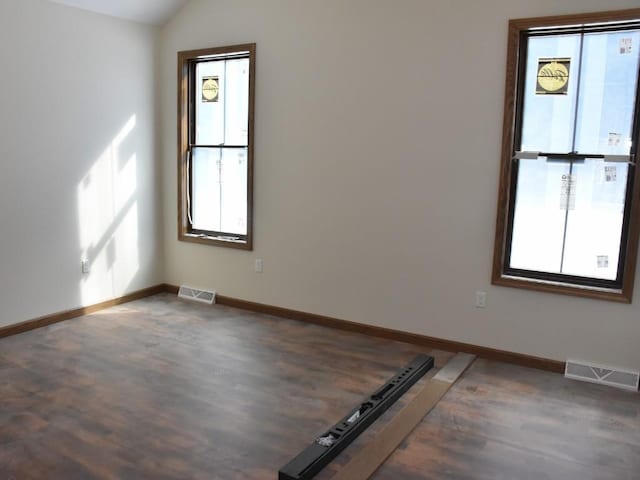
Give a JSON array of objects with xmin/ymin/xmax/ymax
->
[
  {"xmin": 493, "ymin": 10, "xmax": 640, "ymax": 302},
  {"xmin": 178, "ymin": 44, "xmax": 255, "ymax": 250}
]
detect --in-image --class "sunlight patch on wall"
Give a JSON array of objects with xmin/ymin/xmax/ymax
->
[{"xmin": 77, "ymin": 115, "xmax": 140, "ymax": 305}]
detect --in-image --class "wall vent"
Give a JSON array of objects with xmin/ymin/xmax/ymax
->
[
  {"xmin": 565, "ymin": 359, "xmax": 639, "ymax": 392},
  {"xmin": 178, "ymin": 285, "xmax": 216, "ymax": 305}
]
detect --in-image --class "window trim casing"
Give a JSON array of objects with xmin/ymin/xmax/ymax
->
[
  {"xmin": 492, "ymin": 9, "xmax": 640, "ymax": 303},
  {"xmin": 177, "ymin": 43, "xmax": 256, "ymax": 250}
]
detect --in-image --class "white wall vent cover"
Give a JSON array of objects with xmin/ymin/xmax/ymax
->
[
  {"xmin": 565, "ymin": 359, "xmax": 639, "ymax": 392},
  {"xmin": 178, "ymin": 285, "xmax": 216, "ymax": 305}
]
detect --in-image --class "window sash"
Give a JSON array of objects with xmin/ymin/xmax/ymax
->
[
  {"xmin": 188, "ymin": 146, "xmax": 249, "ymax": 240},
  {"xmin": 504, "ymin": 157, "xmax": 632, "ymax": 288}
]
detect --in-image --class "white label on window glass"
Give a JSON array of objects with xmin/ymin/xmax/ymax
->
[
  {"xmin": 560, "ymin": 174, "xmax": 576, "ymax": 210},
  {"xmin": 619, "ymin": 38, "xmax": 632, "ymax": 54},
  {"xmin": 597, "ymin": 255, "xmax": 609, "ymax": 268},
  {"xmin": 608, "ymin": 132, "xmax": 622, "ymax": 147},
  {"xmin": 604, "ymin": 165, "xmax": 617, "ymax": 182}
]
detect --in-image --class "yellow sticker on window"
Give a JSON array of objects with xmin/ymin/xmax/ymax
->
[
  {"xmin": 536, "ymin": 58, "xmax": 570, "ymax": 95},
  {"xmin": 202, "ymin": 76, "xmax": 219, "ymax": 102}
]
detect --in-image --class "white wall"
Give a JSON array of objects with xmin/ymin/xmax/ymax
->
[
  {"xmin": 158, "ymin": 0, "xmax": 640, "ymax": 370},
  {"xmin": 0, "ymin": 0, "xmax": 161, "ymax": 327}
]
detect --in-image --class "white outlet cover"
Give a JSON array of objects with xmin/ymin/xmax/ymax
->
[{"xmin": 475, "ymin": 291, "xmax": 487, "ymax": 308}]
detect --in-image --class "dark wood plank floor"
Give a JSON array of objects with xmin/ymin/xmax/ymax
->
[
  {"xmin": 1, "ymin": 293, "xmax": 638, "ymax": 479},
  {"xmin": 373, "ymin": 359, "xmax": 640, "ymax": 480}
]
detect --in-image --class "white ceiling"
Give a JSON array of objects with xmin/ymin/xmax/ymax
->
[{"xmin": 48, "ymin": 0, "xmax": 189, "ymax": 25}]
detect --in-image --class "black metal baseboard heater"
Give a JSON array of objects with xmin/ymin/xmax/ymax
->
[{"xmin": 278, "ymin": 354, "xmax": 434, "ymax": 480}]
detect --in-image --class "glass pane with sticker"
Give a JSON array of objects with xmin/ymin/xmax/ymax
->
[
  {"xmin": 574, "ymin": 30, "xmax": 640, "ymax": 155},
  {"xmin": 196, "ymin": 61, "xmax": 225, "ymax": 145},
  {"xmin": 196, "ymin": 58, "xmax": 249, "ymax": 146},
  {"xmin": 561, "ymin": 159, "xmax": 628, "ymax": 279},
  {"xmin": 520, "ymin": 34, "xmax": 582, "ymax": 153},
  {"xmin": 510, "ymin": 158, "xmax": 571, "ymax": 273}
]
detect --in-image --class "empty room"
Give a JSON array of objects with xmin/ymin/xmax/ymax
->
[{"xmin": 2, "ymin": 0, "xmax": 640, "ymax": 478}]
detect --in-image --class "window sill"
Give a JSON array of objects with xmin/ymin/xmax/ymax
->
[
  {"xmin": 179, "ymin": 232, "xmax": 252, "ymax": 251},
  {"xmin": 492, "ymin": 274, "xmax": 630, "ymax": 303}
]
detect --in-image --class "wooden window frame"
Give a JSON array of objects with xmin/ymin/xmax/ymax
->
[
  {"xmin": 177, "ymin": 44, "xmax": 256, "ymax": 250},
  {"xmin": 492, "ymin": 9, "xmax": 640, "ymax": 303}
]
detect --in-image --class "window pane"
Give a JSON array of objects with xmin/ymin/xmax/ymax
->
[
  {"xmin": 220, "ymin": 148, "xmax": 248, "ymax": 235},
  {"xmin": 196, "ymin": 62, "xmax": 225, "ymax": 145},
  {"xmin": 575, "ymin": 30, "xmax": 640, "ymax": 155},
  {"xmin": 561, "ymin": 159, "xmax": 628, "ymax": 280},
  {"xmin": 510, "ymin": 158, "xmax": 570, "ymax": 273},
  {"xmin": 196, "ymin": 58, "xmax": 249, "ymax": 146},
  {"xmin": 520, "ymin": 35, "xmax": 582, "ymax": 153},
  {"xmin": 223, "ymin": 59, "xmax": 250, "ymax": 145},
  {"xmin": 192, "ymin": 147, "xmax": 221, "ymax": 231},
  {"xmin": 191, "ymin": 147, "xmax": 247, "ymax": 236}
]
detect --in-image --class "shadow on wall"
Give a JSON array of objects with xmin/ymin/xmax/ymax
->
[{"xmin": 77, "ymin": 114, "xmax": 141, "ymax": 306}]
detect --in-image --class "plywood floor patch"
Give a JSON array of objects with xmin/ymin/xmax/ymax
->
[{"xmin": 331, "ymin": 353, "xmax": 476, "ymax": 480}]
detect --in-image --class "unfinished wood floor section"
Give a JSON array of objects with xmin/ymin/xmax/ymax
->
[{"xmin": 1, "ymin": 293, "xmax": 639, "ymax": 479}]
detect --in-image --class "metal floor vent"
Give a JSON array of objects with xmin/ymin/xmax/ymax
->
[
  {"xmin": 178, "ymin": 285, "xmax": 216, "ymax": 305},
  {"xmin": 565, "ymin": 359, "xmax": 639, "ymax": 392}
]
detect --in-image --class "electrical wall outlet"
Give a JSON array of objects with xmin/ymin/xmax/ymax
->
[
  {"xmin": 255, "ymin": 259, "xmax": 263, "ymax": 273},
  {"xmin": 475, "ymin": 290, "xmax": 487, "ymax": 308},
  {"xmin": 81, "ymin": 260, "xmax": 90, "ymax": 274}
]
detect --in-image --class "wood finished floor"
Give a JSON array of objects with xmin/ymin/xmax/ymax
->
[{"xmin": 0, "ymin": 293, "xmax": 638, "ymax": 479}]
